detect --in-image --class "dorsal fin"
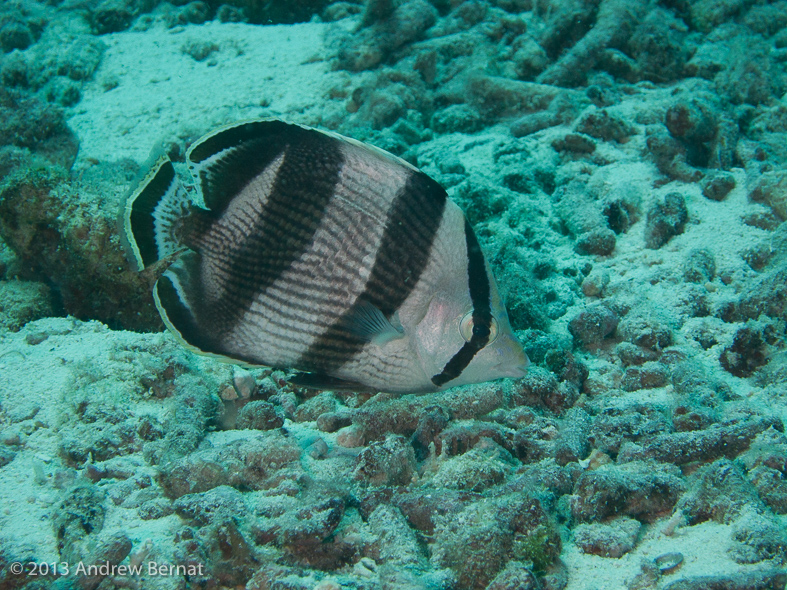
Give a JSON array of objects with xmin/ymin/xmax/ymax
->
[
  {"xmin": 121, "ymin": 152, "xmax": 191, "ymax": 270},
  {"xmin": 186, "ymin": 120, "xmax": 326, "ymax": 213}
]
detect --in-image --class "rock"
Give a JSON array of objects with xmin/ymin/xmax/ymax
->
[
  {"xmin": 334, "ymin": 0, "xmax": 437, "ymax": 71},
  {"xmin": 366, "ymin": 504, "xmax": 425, "ymax": 567},
  {"xmin": 159, "ymin": 431, "xmax": 303, "ymax": 498},
  {"xmin": 429, "ymin": 437, "xmax": 517, "ymax": 492},
  {"xmin": 719, "ymin": 321, "xmax": 771, "ymax": 377},
  {"xmin": 663, "ymin": 569, "xmax": 787, "ymax": 590},
  {"xmin": 570, "ymin": 461, "xmax": 684, "ymax": 523},
  {"xmin": 644, "ymin": 192, "xmax": 688, "ymax": 249},
  {"xmin": 573, "ymin": 517, "xmax": 641, "ymax": 558},
  {"xmin": 353, "ymin": 435, "xmax": 416, "ymax": 486},
  {"xmin": 683, "ymin": 248, "xmax": 716, "ymax": 283},
  {"xmin": 174, "ymin": 485, "xmax": 246, "ymax": 526},
  {"xmin": 677, "ymin": 459, "xmax": 765, "ymax": 525},
  {"xmin": 568, "ymin": 304, "xmax": 619, "ymax": 349},
  {"xmin": 434, "ymin": 494, "xmax": 560, "ymax": 589},
  {"xmin": 0, "ymin": 280, "xmax": 53, "ymax": 331},
  {"xmin": 485, "ymin": 561, "xmax": 539, "ymax": 590},
  {"xmin": 701, "ymin": 172, "xmax": 736, "ymax": 201},
  {"xmin": 236, "ymin": 401, "xmax": 283, "ymax": 431},
  {"xmin": 616, "ymin": 306, "xmax": 673, "ymax": 350},
  {"xmin": 618, "ymin": 415, "xmax": 781, "ymax": 466}
]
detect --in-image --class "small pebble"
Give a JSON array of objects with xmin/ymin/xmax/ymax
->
[
  {"xmin": 25, "ymin": 332, "xmax": 49, "ymax": 345},
  {"xmin": 220, "ymin": 385, "xmax": 238, "ymax": 401},
  {"xmin": 581, "ymin": 270, "xmax": 610, "ymax": 297},
  {"xmin": 654, "ymin": 552, "xmax": 683, "ymax": 574},
  {"xmin": 307, "ymin": 437, "xmax": 329, "ymax": 459},
  {"xmin": 233, "ymin": 368, "xmax": 257, "ymax": 398},
  {"xmin": 336, "ymin": 425, "xmax": 364, "ymax": 448}
]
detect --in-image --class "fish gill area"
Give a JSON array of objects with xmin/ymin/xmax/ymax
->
[{"xmin": 0, "ymin": 0, "xmax": 787, "ymax": 589}]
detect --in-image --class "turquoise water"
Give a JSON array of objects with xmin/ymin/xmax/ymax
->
[{"xmin": 0, "ymin": 1, "xmax": 786, "ymax": 589}]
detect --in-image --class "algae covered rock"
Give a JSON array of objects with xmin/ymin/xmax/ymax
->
[
  {"xmin": 0, "ymin": 279, "xmax": 53, "ymax": 331},
  {"xmin": 573, "ymin": 517, "xmax": 641, "ymax": 558},
  {"xmin": 0, "ymin": 88, "xmax": 79, "ymax": 174},
  {"xmin": 0, "ymin": 164, "xmax": 162, "ymax": 331},
  {"xmin": 334, "ymin": 0, "xmax": 438, "ymax": 71},
  {"xmin": 433, "ymin": 494, "xmax": 561, "ymax": 589},
  {"xmin": 159, "ymin": 429, "xmax": 303, "ymax": 498}
]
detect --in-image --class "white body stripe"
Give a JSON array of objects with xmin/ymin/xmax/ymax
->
[{"xmin": 216, "ymin": 140, "xmax": 412, "ymax": 367}]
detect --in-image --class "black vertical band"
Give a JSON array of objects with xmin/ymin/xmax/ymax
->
[
  {"xmin": 300, "ymin": 170, "xmax": 448, "ymax": 372},
  {"xmin": 185, "ymin": 127, "xmax": 345, "ymax": 336},
  {"xmin": 431, "ymin": 218, "xmax": 492, "ymax": 387}
]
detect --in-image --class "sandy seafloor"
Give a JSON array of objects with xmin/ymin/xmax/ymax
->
[{"xmin": 1, "ymin": 2, "xmax": 787, "ymax": 590}]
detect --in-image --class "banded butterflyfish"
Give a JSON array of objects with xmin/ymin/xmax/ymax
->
[{"xmin": 121, "ymin": 119, "xmax": 529, "ymax": 393}]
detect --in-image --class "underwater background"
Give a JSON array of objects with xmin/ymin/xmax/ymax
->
[{"xmin": 1, "ymin": 0, "xmax": 787, "ymax": 588}]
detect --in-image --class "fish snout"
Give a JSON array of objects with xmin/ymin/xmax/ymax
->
[{"xmin": 492, "ymin": 334, "xmax": 530, "ymax": 378}]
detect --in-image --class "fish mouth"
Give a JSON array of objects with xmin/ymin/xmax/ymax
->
[
  {"xmin": 503, "ymin": 364, "xmax": 529, "ymax": 379},
  {"xmin": 494, "ymin": 354, "xmax": 530, "ymax": 379}
]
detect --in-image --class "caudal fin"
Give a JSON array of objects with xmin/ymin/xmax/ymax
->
[{"xmin": 121, "ymin": 153, "xmax": 192, "ymax": 271}]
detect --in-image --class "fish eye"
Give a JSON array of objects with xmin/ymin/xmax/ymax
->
[{"xmin": 459, "ymin": 311, "xmax": 499, "ymax": 344}]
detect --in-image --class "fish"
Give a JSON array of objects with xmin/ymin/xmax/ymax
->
[{"xmin": 121, "ymin": 119, "xmax": 529, "ymax": 393}]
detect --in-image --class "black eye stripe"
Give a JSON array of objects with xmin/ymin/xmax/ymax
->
[
  {"xmin": 431, "ymin": 218, "xmax": 492, "ymax": 387},
  {"xmin": 473, "ymin": 323, "xmax": 491, "ymax": 338}
]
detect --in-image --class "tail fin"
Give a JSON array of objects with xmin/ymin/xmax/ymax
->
[{"xmin": 121, "ymin": 153, "xmax": 192, "ymax": 271}]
